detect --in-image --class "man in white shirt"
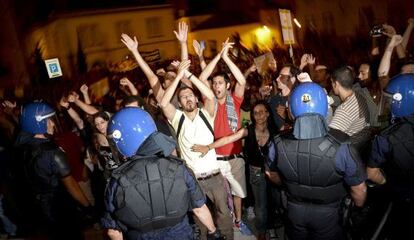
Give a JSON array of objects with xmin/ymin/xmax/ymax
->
[{"xmin": 160, "ymin": 61, "xmax": 233, "ymax": 240}]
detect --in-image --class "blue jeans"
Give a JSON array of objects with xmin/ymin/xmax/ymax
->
[
  {"xmin": 249, "ymin": 167, "xmax": 267, "ymax": 234},
  {"xmin": 0, "ymin": 194, "xmax": 17, "ymax": 235}
]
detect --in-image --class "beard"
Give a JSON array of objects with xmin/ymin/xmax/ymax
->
[{"xmin": 183, "ymin": 101, "xmax": 197, "ymax": 112}]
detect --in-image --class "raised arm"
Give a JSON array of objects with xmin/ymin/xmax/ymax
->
[
  {"xmin": 69, "ymin": 91, "xmax": 99, "ymax": 115},
  {"xmin": 377, "ymin": 35, "xmax": 403, "ymax": 83},
  {"xmin": 191, "ymin": 128, "xmax": 248, "ymax": 155},
  {"xmin": 121, "ymin": 34, "xmax": 164, "ymax": 102},
  {"xmin": 401, "ymin": 18, "xmax": 414, "ymax": 51},
  {"xmin": 60, "ymin": 97, "xmax": 84, "ymax": 130},
  {"xmin": 79, "ymin": 84, "xmax": 91, "ymax": 105},
  {"xmin": 244, "ymin": 64, "xmax": 257, "ymax": 78},
  {"xmin": 174, "ymin": 21, "xmax": 189, "ymax": 62},
  {"xmin": 383, "ymin": 24, "xmax": 405, "ymax": 59},
  {"xmin": 198, "ymin": 50, "xmax": 221, "ymax": 86},
  {"xmin": 160, "ymin": 60, "xmax": 190, "ymax": 122},
  {"xmin": 193, "ymin": 39, "xmax": 207, "ymax": 70},
  {"xmin": 221, "ymin": 39, "xmax": 246, "ymax": 97},
  {"xmin": 119, "ymin": 77, "xmax": 138, "ymax": 96},
  {"xmin": 171, "ymin": 22, "xmax": 193, "ymax": 89},
  {"xmin": 184, "ymin": 69, "xmax": 215, "ymax": 116}
]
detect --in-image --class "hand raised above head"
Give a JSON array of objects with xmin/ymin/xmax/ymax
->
[
  {"xmin": 174, "ymin": 21, "xmax": 188, "ymax": 43},
  {"xmin": 121, "ymin": 33, "xmax": 138, "ymax": 51},
  {"xmin": 80, "ymin": 84, "xmax": 88, "ymax": 94},
  {"xmin": 59, "ymin": 97, "xmax": 69, "ymax": 108},
  {"xmin": 119, "ymin": 77, "xmax": 131, "ymax": 86},
  {"xmin": 193, "ymin": 39, "xmax": 205, "ymax": 57},
  {"xmin": 220, "ymin": 38, "xmax": 234, "ymax": 57},
  {"xmin": 389, "ymin": 34, "xmax": 403, "ymax": 48}
]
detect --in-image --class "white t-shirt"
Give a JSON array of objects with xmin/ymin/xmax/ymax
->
[{"xmin": 170, "ymin": 108, "xmax": 220, "ymax": 175}]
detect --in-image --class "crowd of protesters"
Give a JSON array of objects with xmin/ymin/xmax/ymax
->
[{"xmin": 0, "ymin": 17, "xmax": 413, "ymax": 240}]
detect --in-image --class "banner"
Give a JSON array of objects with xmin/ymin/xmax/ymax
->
[
  {"xmin": 254, "ymin": 52, "xmax": 275, "ymax": 76},
  {"xmin": 279, "ymin": 9, "xmax": 295, "ymax": 45}
]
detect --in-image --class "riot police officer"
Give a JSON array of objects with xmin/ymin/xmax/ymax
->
[
  {"xmin": 102, "ymin": 107, "xmax": 224, "ymax": 240},
  {"xmin": 367, "ymin": 74, "xmax": 414, "ymax": 239},
  {"xmin": 268, "ymin": 83, "xmax": 367, "ymax": 240},
  {"xmin": 16, "ymin": 102, "xmax": 91, "ymax": 239}
]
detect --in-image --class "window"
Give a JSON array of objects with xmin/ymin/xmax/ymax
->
[{"xmin": 146, "ymin": 17, "xmax": 163, "ymax": 38}]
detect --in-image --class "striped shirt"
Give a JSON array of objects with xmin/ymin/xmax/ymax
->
[{"xmin": 329, "ymin": 92, "xmax": 369, "ymax": 136}]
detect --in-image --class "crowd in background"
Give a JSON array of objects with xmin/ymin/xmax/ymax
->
[{"xmin": 0, "ymin": 16, "xmax": 413, "ymax": 240}]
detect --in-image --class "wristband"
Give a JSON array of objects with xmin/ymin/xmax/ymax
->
[{"xmin": 188, "ymin": 73, "xmax": 193, "ymax": 79}]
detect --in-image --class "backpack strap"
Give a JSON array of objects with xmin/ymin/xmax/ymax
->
[
  {"xmin": 176, "ymin": 114, "xmax": 185, "ymax": 138},
  {"xmin": 198, "ymin": 110, "xmax": 214, "ymax": 136},
  {"xmin": 176, "ymin": 109, "xmax": 214, "ymax": 137}
]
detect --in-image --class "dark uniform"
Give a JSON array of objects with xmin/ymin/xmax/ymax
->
[
  {"xmin": 368, "ymin": 116, "xmax": 414, "ymax": 239},
  {"xmin": 367, "ymin": 74, "xmax": 414, "ymax": 239},
  {"xmin": 17, "ymin": 102, "xmax": 89, "ymax": 240},
  {"xmin": 268, "ymin": 83, "xmax": 366, "ymax": 240},
  {"xmin": 103, "ymin": 107, "xmax": 224, "ymax": 240}
]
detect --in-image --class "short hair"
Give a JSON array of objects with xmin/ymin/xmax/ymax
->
[
  {"xmin": 331, "ymin": 66, "xmax": 355, "ymax": 89},
  {"xmin": 213, "ymin": 71, "xmax": 231, "ymax": 84},
  {"xmin": 177, "ymin": 86, "xmax": 195, "ymax": 99},
  {"xmin": 122, "ymin": 95, "xmax": 144, "ymax": 107}
]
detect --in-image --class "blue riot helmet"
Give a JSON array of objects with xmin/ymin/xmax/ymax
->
[
  {"xmin": 107, "ymin": 107, "xmax": 157, "ymax": 157},
  {"xmin": 289, "ymin": 82, "xmax": 328, "ymax": 118},
  {"xmin": 384, "ymin": 73, "xmax": 414, "ymax": 118},
  {"xmin": 20, "ymin": 102, "xmax": 56, "ymax": 134}
]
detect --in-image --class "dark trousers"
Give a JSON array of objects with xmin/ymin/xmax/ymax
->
[{"xmin": 286, "ymin": 201, "xmax": 344, "ymax": 240}]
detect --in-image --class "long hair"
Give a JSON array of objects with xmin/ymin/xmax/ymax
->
[{"xmin": 250, "ymin": 100, "xmax": 278, "ymax": 134}]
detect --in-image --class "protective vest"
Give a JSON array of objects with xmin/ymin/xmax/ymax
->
[
  {"xmin": 382, "ymin": 117, "xmax": 414, "ymax": 186},
  {"xmin": 111, "ymin": 155, "xmax": 191, "ymax": 232},
  {"xmin": 275, "ymin": 134, "xmax": 347, "ymax": 204},
  {"xmin": 23, "ymin": 140, "xmax": 66, "ymax": 194}
]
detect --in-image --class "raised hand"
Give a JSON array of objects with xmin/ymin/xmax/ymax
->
[
  {"xmin": 121, "ymin": 33, "xmax": 138, "ymax": 51},
  {"xmin": 80, "ymin": 84, "xmax": 89, "ymax": 94},
  {"xmin": 247, "ymin": 64, "xmax": 257, "ymax": 73},
  {"xmin": 307, "ymin": 54, "xmax": 316, "ymax": 65},
  {"xmin": 220, "ymin": 38, "xmax": 234, "ymax": 57},
  {"xmin": 174, "ymin": 21, "xmax": 188, "ymax": 43},
  {"xmin": 170, "ymin": 60, "xmax": 180, "ymax": 69},
  {"xmin": 382, "ymin": 24, "xmax": 397, "ymax": 38},
  {"xmin": 193, "ymin": 39, "xmax": 205, "ymax": 57},
  {"xmin": 389, "ymin": 34, "xmax": 403, "ymax": 48},
  {"xmin": 408, "ymin": 18, "xmax": 414, "ymax": 26},
  {"xmin": 2, "ymin": 100, "xmax": 16, "ymax": 109},
  {"xmin": 67, "ymin": 91, "xmax": 79, "ymax": 103},
  {"xmin": 119, "ymin": 77, "xmax": 132, "ymax": 86},
  {"xmin": 177, "ymin": 60, "xmax": 191, "ymax": 79},
  {"xmin": 300, "ymin": 54, "xmax": 309, "ymax": 69},
  {"xmin": 59, "ymin": 97, "xmax": 69, "ymax": 108},
  {"xmin": 297, "ymin": 72, "xmax": 312, "ymax": 83}
]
